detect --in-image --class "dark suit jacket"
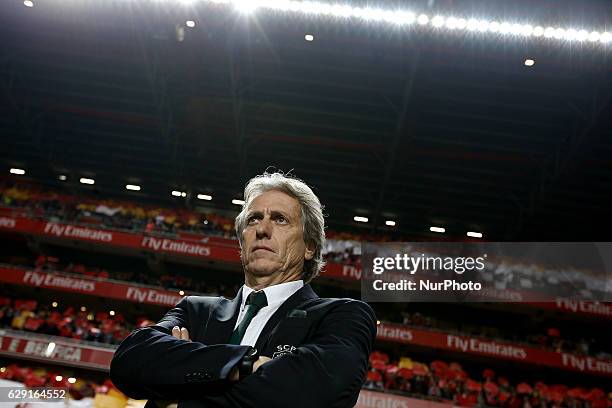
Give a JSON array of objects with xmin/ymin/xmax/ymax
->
[{"xmin": 110, "ymin": 284, "xmax": 377, "ymax": 408}]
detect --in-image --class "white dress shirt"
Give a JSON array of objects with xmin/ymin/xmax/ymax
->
[{"xmin": 233, "ymin": 280, "xmax": 304, "ymax": 346}]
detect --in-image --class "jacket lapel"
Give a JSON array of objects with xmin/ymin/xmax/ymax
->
[
  {"xmin": 201, "ymin": 289, "xmax": 242, "ymax": 345},
  {"xmin": 254, "ymin": 284, "xmax": 318, "ymax": 351}
]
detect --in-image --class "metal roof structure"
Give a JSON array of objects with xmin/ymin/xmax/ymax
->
[{"xmin": 1, "ymin": 0, "xmax": 611, "ymax": 240}]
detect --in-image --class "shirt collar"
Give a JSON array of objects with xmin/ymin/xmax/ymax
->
[{"xmin": 240, "ymin": 280, "xmax": 304, "ymax": 310}]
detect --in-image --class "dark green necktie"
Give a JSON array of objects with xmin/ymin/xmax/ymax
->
[{"xmin": 229, "ymin": 291, "xmax": 268, "ymax": 345}]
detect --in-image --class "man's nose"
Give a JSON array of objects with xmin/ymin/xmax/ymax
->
[{"xmin": 255, "ymin": 217, "xmax": 272, "ymax": 239}]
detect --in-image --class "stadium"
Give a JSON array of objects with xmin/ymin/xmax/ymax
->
[{"xmin": 0, "ymin": 0, "xmax": 611, "ymax": 407}]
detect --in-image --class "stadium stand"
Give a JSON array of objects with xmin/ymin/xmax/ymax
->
[{"xmin": 1, "ymin": 0, "xmax": 612, "ymax": 406}]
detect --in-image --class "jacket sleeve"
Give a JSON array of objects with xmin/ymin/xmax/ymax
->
[
  {"xmin": 192, "ymin": 300, "xmax": 377, "ymax": 408},
  {"xmin": 110, "ymin": 296, "xmax": 251, "ymax": 400}
]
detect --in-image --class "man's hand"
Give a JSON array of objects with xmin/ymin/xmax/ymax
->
[{"xmin": 215, "ymin": 355, "xmax": 271, "ymax": 382}]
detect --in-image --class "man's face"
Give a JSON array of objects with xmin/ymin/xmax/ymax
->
[{"xmin": 241, "ymin": 190, "xmax": 314, "ymax": 281}]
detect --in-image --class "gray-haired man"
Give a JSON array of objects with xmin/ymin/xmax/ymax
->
[{"xmin": 110, "ymin": 172, "xmax": 377, "ymax": 408}]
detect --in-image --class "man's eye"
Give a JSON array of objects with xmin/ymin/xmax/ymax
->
[
  {"xmin": 247, "ymin": 217, "xmax": 259, "ymax": 225},
  {"xmin": 275, "ymin": 216, "xmax": 288, "ymax": 224}
]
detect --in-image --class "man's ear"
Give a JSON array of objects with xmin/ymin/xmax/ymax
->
[{"xmin": 304, "ymin": 244, "xmax": 314, "ymax": 261}]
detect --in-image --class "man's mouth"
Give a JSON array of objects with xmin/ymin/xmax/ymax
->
[{"xmin": 252, "ymin": 246, "xmax": 274, "ymax": 253}]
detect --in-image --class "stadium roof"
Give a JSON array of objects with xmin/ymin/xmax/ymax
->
[{"xmin": 1, "ymin": 0, "xmax": 612, "ymax": 240}]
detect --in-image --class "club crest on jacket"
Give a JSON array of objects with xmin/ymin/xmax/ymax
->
[{"xmin": 272, "ymin": 344, "xmax": 297, "ymax": 358}]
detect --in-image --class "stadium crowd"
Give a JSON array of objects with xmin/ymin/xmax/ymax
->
[
  {"xmin": 364, "ymin": 351, "xmax": 611, "ymax": 408},
  {"xmin": 0, "ymin": 296, "xmax": 140, "ymax": 346},
  {"xmin": 0, "ymin": 181, "xmax": 235, "ymax": 238}
]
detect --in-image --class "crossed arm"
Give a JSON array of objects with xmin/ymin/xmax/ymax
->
[
  {"xmin": 170, "ymin": 326, "xmax": 272, "ymax": 380},
  {"xmin": 110, "ymin": 297, "xmax": 252, "ymax": 400}
]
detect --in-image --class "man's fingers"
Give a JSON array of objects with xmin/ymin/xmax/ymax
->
[
  {"xmin": 171, "ymin": 326, "xmax": 191, "ymax": 341},
  {"xmin": 229, "ymin": 367, "xmax": 239, "ymax": 382},
  {"xmin": 172, "ymin": 326, "xmax": 181, "ymax": 339},
  {"xmin": 253, "ymin": 356, "xmax": 272, "ymax": 372},
  {"xmin": 180, "ymin": 327, "xmax": 191, "ymax": 341}
]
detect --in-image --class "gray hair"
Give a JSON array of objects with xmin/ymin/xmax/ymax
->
[{"xmin": 235, "ymin": 171, "xmax": 326, "ymax": 283}]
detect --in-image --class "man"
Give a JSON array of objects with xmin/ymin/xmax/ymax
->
[{"xmin": 110, "ymin": 172, "xmax": 377, "ymax": 408}]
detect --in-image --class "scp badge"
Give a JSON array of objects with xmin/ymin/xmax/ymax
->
[{"xmin": 272, "ymin": 344, "xmax": 297, "ymax": 359}]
